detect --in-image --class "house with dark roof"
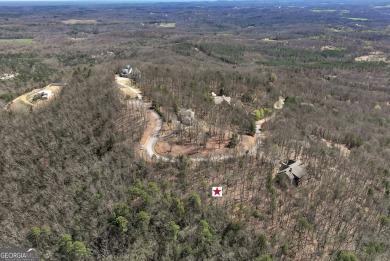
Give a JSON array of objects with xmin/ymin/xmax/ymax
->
[
  {"xmin": 276, "ymin": 160, "xmax": 306, "ymax": 187},
  {"xmin": 120, "ymin": 65, "xmax": 133, "ymax": 77}
]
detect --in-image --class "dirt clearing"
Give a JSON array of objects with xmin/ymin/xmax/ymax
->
[
  {"xmin": 7, "ymin": 84, "xmax": 63, "ymax": 113},
  {"xmin": 155, "ymin": 134, "xmax": 256, "ymax": 158},
  {"xmin": 115, "ymin": 75, "xmax": 142, "ymax": 99}
]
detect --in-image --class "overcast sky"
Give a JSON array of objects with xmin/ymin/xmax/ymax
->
[{"xmin": 0, "ymin": 0, "xmax": 387, "ymax": 3}]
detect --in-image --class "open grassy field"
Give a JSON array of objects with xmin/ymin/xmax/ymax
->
[
  {"xmin": 158, "ymin": 23, "xmax": 176, "ymax": 28},
  {"xmin": 347, "ymin": 17, "xmax": 369, "ymax": 21},
  {"xmin": 0, "ymin": 39, "xmax": 34, "ymax": 44},
  {"xmin": 355, "ymin": 52, "xmax": 389, "ymax": 63},
  {"xmin": 311, "ymin": 9, "xmax": 337, "ymax": 12},
  {"xmin": 62, "ymin": 19, "xmax": 98, "ymax": 24}
]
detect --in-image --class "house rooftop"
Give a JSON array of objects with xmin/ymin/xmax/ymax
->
[
  {"xmin": 213, "ymin": 95, "xmax": 231, "ymax": 105},
  {"xmin": 278, "ymin": 159, "xmax": 306, "ymax": 180}
]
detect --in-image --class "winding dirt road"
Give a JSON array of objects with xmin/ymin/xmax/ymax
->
[
  {"xmin": 116, "ymin": 73, "xmax": 273, "ymax": 162},
  {"xmin": 144, "ymin": 110, "xmax": 164, "ymax": 159}
]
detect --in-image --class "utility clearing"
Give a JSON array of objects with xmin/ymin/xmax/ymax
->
[{"xmin": 7, "ymin": 84, "xmax": 63, "ymax": 113}]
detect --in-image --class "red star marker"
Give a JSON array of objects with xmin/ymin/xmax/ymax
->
[{"xmin": 212, "ymin": 187, "xmax": 222, "ymax": 197}]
